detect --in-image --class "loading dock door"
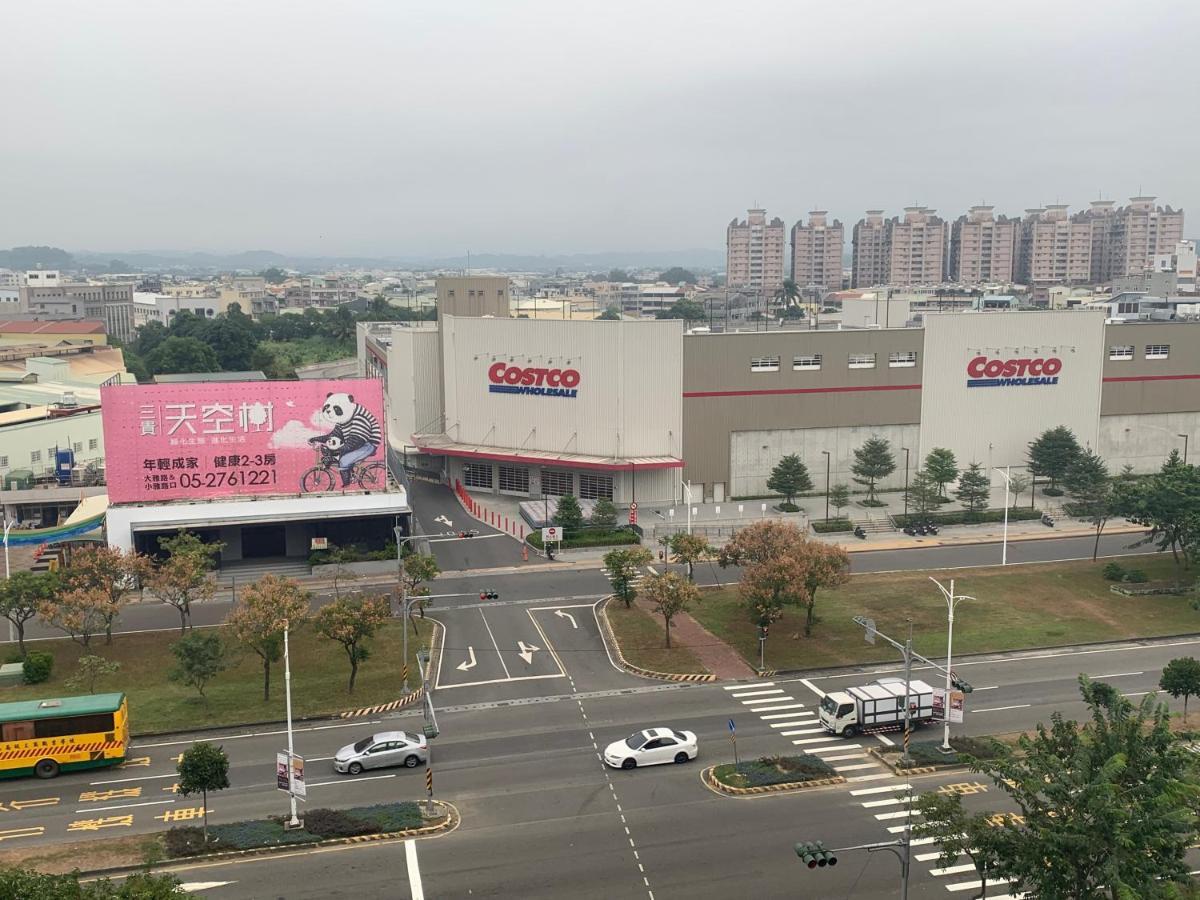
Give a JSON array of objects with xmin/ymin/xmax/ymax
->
[{"xmin": 241, "ymin": 525, "xmax": 286, "ymax": 558}]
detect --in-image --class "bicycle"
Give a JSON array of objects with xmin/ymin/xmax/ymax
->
[{"xmin": 301, "ymin": 446, "xmax": 387, "ymax": 493}]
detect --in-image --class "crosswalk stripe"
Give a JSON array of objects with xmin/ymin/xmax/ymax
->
[
  {"xmin": 817, "ymin": 753, "xmax": 866, "ymax": 763},
  {"xmin": 769, "ymin": 719, "xmax": 816, "ymax": 728},
  {"xmin": 759, "ymin": 710, "xmax": 807, "ymax": 719},
  {"xmin": 779, "ymin": 728, "xmax": 825, "ymax": 736},
  {"xmin": 792, "ymin": 737, "xmax": 840, "ymax": 746},
  {"xmin": 915, "ymin": 851, "xmax": 947, "ymax": 862},
  {"xmin": 945, "ymin": 879, "xmax": 1012, "ymax": 892},
  {"xmin": 723, "ymin": 682, "xmax": 774, "ymax": 691},
  {"xmin": 750, "ymin": 703, "xmax": 807, "ymax": 712},
  {"xmin": 847, "ymin": 773, "xmax": 895, "ymax": 783},
  {"xmin": 861, "ymin": 797, "xmax": 907, "ymax": 808},
  {"xmin": 731, "ymin": 688, "xmax": 784, "ymax": 698},
  {"xmin": 930, "ymin": 864, "xmax": 979, "ymax": 876},
  {"xmin": 875, "ymin": 810, "xmax": 918, "ymax": 821},
  {"xmin": 809, "ymin": 743, "xmax": 862, "ymax": 754},
  {"xmin": 742, "ymin": 695, "xmax": 796, "ymax": 705},
  {"xmin": 850, "ymin": 784, "xmax": 911, "ymax": 796},
  {"xmin": 908, "ymin": 836, "xmax": 940, "ymax": 846},
  {"xmin": 834, "ymin": 763, "xmax": 878, "ymax": 772}
]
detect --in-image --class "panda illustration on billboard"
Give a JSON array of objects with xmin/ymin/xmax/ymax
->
[{"xmin": 307, "ymin": 392, "xmax": 382, "ymax": 487}]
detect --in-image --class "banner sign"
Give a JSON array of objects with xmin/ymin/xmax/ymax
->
[
  {"xmin": 276, "ymin": 753, "xmax": 290, "ymax": 791},
  {"xmin": 101, "ymin": 379, "xmax": 385, "ymax": 503},
  {"xmin": 933, "ymin": 688, "xmax": 965, "ymax": 724}
]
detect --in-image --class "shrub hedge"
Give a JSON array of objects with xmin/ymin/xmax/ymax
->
[
  {"xmin": 528, "ymin": 529, "xmax": 639, "ymax": 550},
  {"xmin": 714, "ymin": 754, "xmax": 835, "ymax": 787},
  {"xmin": 893, "ymin": 507, "xmax": 1042, "ymax": 528},
  {"xmin": 811, "ymin": 519, "xmax": 853, "ymax": 534},
  {"xmin": 21, "ymin": 651, "xmax": 53, "ymax": 685}
]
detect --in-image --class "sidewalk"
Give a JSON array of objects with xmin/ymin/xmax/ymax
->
[{"xmin": 634, "ymin": 597, "xmax": 757, "ymax": 680}]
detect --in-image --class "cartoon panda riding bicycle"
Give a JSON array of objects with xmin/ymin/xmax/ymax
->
[{"xmin": 302, "ymin": 391, "xmax": 386, "ymax": 492}]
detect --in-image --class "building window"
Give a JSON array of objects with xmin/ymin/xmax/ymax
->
[
  {"xmin": 888, "ymin": 351, "xmax": 918, "ymax": 368},
  {"xmin": 47, "ymin": 448, "xmax": 56, "ymax": 461},
  {"xmin": 848, "ymin": 353, "xmax": 877, "ymax": 369},
  {"xmin": 89, "ymin": 438, "xmax": 98, "ymax": 450},
  {"xmin": 462, "ymin": 463, "xmax": 493, "ymax": 489},
  {"xmin": 1117, "ymin": 302, "xmax": 1139, "ymax": 314},
  {"xmin": 579, "ymin": 473, "xmax": 614, "ymax": 501},
  {"xmin": 73, "ymin": 442, "xmax": 82, "ymax": 453},
  {"xmin": 0, "ymin": 456, "xmax": 7, "ymax": 468},
  {"xmin": 1109, "ymin": 345, "xmax": 1134, "ymax": 360},
  {"xmin": 498, "ymin": 465, "xmax": 530, "ymax": 494},
  {"xmin": 1145, "ymin": 344, "xmax": 1170, "ymax": 360},
  {"xmin": 750, "ymin": 356, "xmax": 780, "ymax": 373},
  {"xmin": 541, "ymin": 468, "xmax": 573, "ymax": 497},
  {"xmin": 792, "ymin": 354, "xmax": 822, "ymax": 370},
  {"xmin": 30, "ymin": 450, "xmax": 41, "ymax": 464}
]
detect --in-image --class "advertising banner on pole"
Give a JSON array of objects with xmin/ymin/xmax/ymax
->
[
  {"xmin": 932, "ymin": 688, "xmax": 946, "ymax": 721},
  {"xmin": 949, "ymin": 690, "xmax": 965, "ymax": 724},
  {"xmin": 100, "ymin": 378, "xmax": 385, "ymax": 503},
  {"xmin": 276, "ymin": 752, "xmax": 290, "ymax": 791},
  {"xmin": 933, "ymin": 688, "xmax": 966, "ymax": 724},
  {"xmin": 290, "ymin": 755, "xmax": 306, "ymax": 799}
]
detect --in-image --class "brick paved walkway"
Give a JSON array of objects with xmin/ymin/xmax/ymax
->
[{"xmin": 634, "ymin": 598, "xmax": 757, "ymax": 681}]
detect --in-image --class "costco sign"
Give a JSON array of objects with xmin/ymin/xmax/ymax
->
[
  {"xmin": 488, "ymin": 363, "xmax": 580, "ymax": 398},
  {"xmin": 966, "ymin": 355, "xmax": 1062, "ymax": 388}
]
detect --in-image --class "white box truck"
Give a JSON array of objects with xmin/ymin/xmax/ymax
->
[{"xmin": 817, "ymin": 677, "xmax": 936, "ymax": 738}]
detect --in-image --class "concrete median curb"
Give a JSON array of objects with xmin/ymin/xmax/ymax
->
[
  {"xmin": 339, "ymin": 688, "xmax": 423, "ymax": 718},
  {"xmin": 701, "ymin": 766, "xmax": 845, "ymax": 796},
  {"xmin": 596, "ymin": 597, "xmax": 715, "ymax": 683},
  {"xmin": 867, "ymin": 746, "xmax": 965, "ymax": 777}
]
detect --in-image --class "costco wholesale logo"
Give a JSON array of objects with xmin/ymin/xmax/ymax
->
[
  {"xmin": 967, "ymin": 356, "xmax": 1062, "ymax": 388},
  {"xmin": 488, "ymin": 363, "xmax": 580, "ymax": 398}
]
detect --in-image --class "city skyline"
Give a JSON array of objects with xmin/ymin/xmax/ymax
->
[{"xmin": 3, "ymin": 0, "xmax": 1198, "ymax": 257}]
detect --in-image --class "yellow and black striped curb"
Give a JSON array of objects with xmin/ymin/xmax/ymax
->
[
  {"xmin": 339, "ymin": 688, "xmax": 423, "ymax": 719},
  {"xmin": 867, "ymin": 747, "xmax": 946, "ymax": 776},
  {"xmin": 596, "ymin": 598, "xmax": 715, "ymax": 683},
  {"xmin": 702, "ymin": 766, "xmax": 846, "ymax": 795},
  {"xmin": 758, "ymin": 669, "xmax": 778, "ymax": 678}
]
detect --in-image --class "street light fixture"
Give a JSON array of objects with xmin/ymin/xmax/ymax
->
[
  {"xmin": 821, "ymin": 451, "xmax": 831, "ymax": 523},
  {"xmin": 929, "ymin": 577, "xmax": 976, "ymax": 752},
  {"xmin": 992, "ymin": 466, "xmax": 1012, "ymax": 566}
]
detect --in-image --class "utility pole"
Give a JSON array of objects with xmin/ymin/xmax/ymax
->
[
  {"xmin": 282, "ymin": 620, "xmax": 300, "ymax": 829},
  {"xmin": 929, "ymin": 577, "xmax": 976, "ymax": 752}
]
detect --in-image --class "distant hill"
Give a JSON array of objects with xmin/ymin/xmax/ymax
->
[{"xmin": 0, "ymin": 245, "xmax": 75, "ymax": 270}]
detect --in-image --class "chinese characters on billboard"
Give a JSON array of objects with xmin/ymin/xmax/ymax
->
[{"xmin": 100, "ymin": 379, "xmax": 386, "ymax": 504}]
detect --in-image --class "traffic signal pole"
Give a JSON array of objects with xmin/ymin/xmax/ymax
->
[{"xmin": 795, "ymin": 836, "xmax": 910, "ymax": 899}]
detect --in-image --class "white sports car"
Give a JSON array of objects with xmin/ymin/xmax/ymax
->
[{"xmin": 604, "ymin": 727, "xmax": 698, "ymax": 770}]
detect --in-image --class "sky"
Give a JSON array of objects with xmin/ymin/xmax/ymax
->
[{"xmin": 3, "ymin": 0, "xmax": 1198, "ymax": 258}]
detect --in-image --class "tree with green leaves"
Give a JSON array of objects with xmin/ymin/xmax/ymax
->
[
  {"xmin": 607, "ymin": 268, "xmax": 630, "ymax": 282},
  {"xmin": 828, "ymin": 483, "xmax": 850, "ymax": 519},
  {"xmin": 170, "ymin": 631, "xmax": 229, "ymax": 704},
  {"xmin": 923, "ymin": 448, "xmax": 959, "ymax": 501},
  {"xmin": 1115, "ymin": 451, "xmax": 1200, "ymax": 567},
  {"xmin": 914, "ymin": 791, "xmax": 1006, "ymax": 899},
  {"xmin": 658, "ymin": 267, "xmax": 697, "ymax": 285},
  {"xmin": 65, "ymin": 546, "xmax": 153, "ymax": 644},
  {"xmin": 0, "ymin": 570, "xmax": 58, "ymax": 656},
  {"xmin": 955, "ymin": 462, "xmax": 991, "ymax": 519},
  {"xmin": 66, "ymin": 655, "xmax": 121, "ymax": 694},
  {"xmin": 0, "ymin": 867, "xmax": 183, "ymax": 898},
  {"xmin": 1063, "ymin": 448, "xmax": 1113, "ymax": 561},
  {"xmin": 553, "ymin": 494, "xmax": 585, "ymax": 536},
  {"xmin": 202, "ymin": 317, "xmax": 258, "ymax": 371},
  {"xmin": 144, "ymin": 335, "xmax": 220, "ymax": 375},
  {"xmin": 640, "ymin": 572, "xmax": 700, "ymax": 649},
  {"xmin": 1006, "ymin": 471, "xmax": 1030, "ymax": 507},
  {"xmin": 260, "ymin": 266, "xmax": 288, "ymax": 283},
  {"xmin": 401, "ymin": 553, "xmax": 440, "ymax": 621},
  {"xmin": 589, "ymin": 498, "xmax": 618, "ymax": 529},
  {"xmin": 1160, "ymin": 657, "xmax": 1200, "ymax": 723},
  {"xmin": 905, "ymin": 467, "xmax": 944, "ymax": 519},
  {"xmin": 655, "ymin": 298, "xmax": 706, "ymax": 323},
  {"xmin": 603, "ymin": 546, "xmax": 653, "ymax": 608},
  {"xmin": 774, "ymin": 278, "xmax": 801, "ymax": 310},
  {"xmin": 667, "ymin": 532, "xmax": 712, "ymax": 581},
  {"xmin": 177, "ymin": 742, "xmax": 230, "ymax": 846},
  {"xmin": 850, "ymin": 437, "xmax": 896, "ymax": 505},
  {"xmin": 225, "ymin": 575, "xmax": 310, "ymax": 701},
  {"xmin": 151, "ymin": 532, "xmax": 223, "ymax": 633},
  {"xmin": 314, "ymin": 595, "xmax": 390, "ymax": 692},
  {"xmin": 597, "ymin": 304, "xmax": 622, "ymax": 321},
  {"xmin": 322, "ymin": 545, "xmax": 362, "ymax": 600},
  {"xmin": 1026, "ymin": 425, "xmax": 1082, "ymax": 494},
  {"xmin": 766, "ymin": 454, "xmax": 813, "ymax": 508}
]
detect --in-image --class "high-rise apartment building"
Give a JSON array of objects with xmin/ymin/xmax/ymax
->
[
  {"xmin": 1105, "ymin": 196, "xmax": 1185, "ymax": 280},
  {"xmin": 887, "ymin": 207, "xmax": 947, "ymax": 286},
  {"xmin": 726, "ymin": 208, "xmax": 786, "ymax": 292},
  {"xmin": 1016, "ymin": 206, "xmax": 1093, "ymax": 297},
  {"xmin": 949, "ymin": 206, "xmax": 1017, "ymax": 283},
  {"xmin": 851, "ymin": 210, "xmax": 889, "ymax": 288},
  {"xmin": 790, "ymin": 211, "xmax": 844, "ymax": 292}
]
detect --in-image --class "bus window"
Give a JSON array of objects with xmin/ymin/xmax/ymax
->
[
  {"xmin": 34, "ymin": 713, "xmax": 115, "ymax": 739},
  {"xmin": 1, "ymin": 722, "xmax": 33, "ymax": 742}
]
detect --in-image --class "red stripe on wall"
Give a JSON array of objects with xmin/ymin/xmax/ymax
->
[
  {"xmin": 1102, "ymin": 374, "xmax": 1200, "ymax": 383},
  {"xmin": 682, "ymin": 383, "xmax": 922, "ymax": 399}
]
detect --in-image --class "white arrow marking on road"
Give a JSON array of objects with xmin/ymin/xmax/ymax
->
[
  {"xmin": 554, "ymin": 609, "xmax": 578, "ymax": 629},
  {"xmin": 456, "ymin": 647, "xmax": 477, "ymax": 672},
  {"xmin": 434, "ymin": 514, "xmax": 453, "ymax": 528},
  {"xmin": 180, "ymin": 884, "xmax": 236, "ymax": 893},
  {"xmin": 517, "ymin": 640, "xmax": 540, "ymax": 664}
]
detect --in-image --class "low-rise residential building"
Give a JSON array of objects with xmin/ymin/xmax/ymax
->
[{"xmin": 0, "ymin": 320, "xmax": 107, "ymax": 347}]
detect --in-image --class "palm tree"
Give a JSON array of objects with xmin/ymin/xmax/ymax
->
[{"xmin": 774, "ymin": 278, "xmax": 800, "ymax": 311}]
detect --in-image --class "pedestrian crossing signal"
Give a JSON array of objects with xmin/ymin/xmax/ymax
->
[{"xmin": 794, "ymin": 841, "xmax": 837, "ymax": 869}]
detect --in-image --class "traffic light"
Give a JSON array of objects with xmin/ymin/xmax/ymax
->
[
  {"xmin": 951, "ymin": 676, "xmax": 974, "ymax": 693},
  {"xmin": 794, "ymin": 841, "xmax": 837, "ymax": 869},
  {"xmin": 480, "ymin": 590, "xmax": 498, "ymax": 600},
  {"xmin": 758, "ymin": 625, "xmax": 769, "ymax": 640}
]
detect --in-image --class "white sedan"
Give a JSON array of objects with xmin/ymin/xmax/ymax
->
[{"xmin": 604, "ymin": 727, "xmax": 698, "ymax": 770}]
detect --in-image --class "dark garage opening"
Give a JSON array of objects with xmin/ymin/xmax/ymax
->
[{"xmin": 242, "ymin": 524, "xmax": 286, "ymax": 558}]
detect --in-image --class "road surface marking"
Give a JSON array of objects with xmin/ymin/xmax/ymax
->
[
  {"xmin": 1088, "ymin": 671, "xmax": 1143, "ymax": 679},
  {"xmin": 847, "ymin": 772, "xmax": 895, "ymax": 783},
  {"xmin": 779, "ymin": 728, "xmax": 825, "ymax": 736},
  {"xmin": 741, "ymin": 695, "xmax": 796, "ymax": 705},
  {"xmin": 809, "ymin": 743, "xmax": 862, "ymax": 753},
  {"xmin": 875, "ymin": 734, "xmax": 896, "ymax": 746},
  {"xmin": 456, "ymin": 647, "xmax": 478, "ymax": 672},
  {"xmin": 180, "ymin": 884, "xmax": 236, "ymax": 893},
  {"xmin": 769, "ymin": 718, "xmax": 817, "ymax": 728},
  {"xmin": 724, "ymin": 682, "xmax": 774, "ymax": 691},
  {"xmin": 946, "ymin": 879, "xmax": 1012, "ymax": 892},
  {"xmin": 974, "ymin": 685, "xmax": 1000, "ymax": 691},
  {"xmin": 862, "ymin": 797, "xmax": 908, "ymax": 808},
  {"xmin": 526, "ymin": 608, "xmax": 569, "ymax": 676},
  {"xmin": 133, "ymin": 719, "xmax": 381, "ymax": 749},
  {"xmin": 818, "ymin": 753, "xmax": 867, "ymax": 762},
  {"xmin": 973, "ymin": 704, "xmax": 1031, "ymax": 713},
  {"xmin": 748, "ymin": 702, "xmax": 806, "ymax": 712},
  {"xmin": 915, "ymin": 850, "xmax": 948, "ymax": 861},
  {"xmin": 307, "ymin": 774, "xmax": 396, "ymax": 788},
  {"xmin": 74, "ymin": 799, "xmax": 175, "ymax": 813},
  {"xmin": 931, "ymin": 863, "xmax": 980, "ymax": 876},
  {"xmin": 731, "ymin": 688, "xmax": 784, "ymax": 698},
  {"xmin": 405, "ymin": 838, "xmax": 425, "ymax": 900},
  {"xmin": 90, "ymin": 773, "xmax": 178, "ymax": 785},
  {"xmin": 799, "ymin": 678, "xmax": 826, "ymax": 698},
  {"xmin": 791, "ymin": 736, "xmax": 840, "ymax": 746},
  {"xmin": 479, "ymin": 609, "xmax": 512, "ymax": 679},
  {"xmin": 875, "ymin": 810, "xmax": 917, "ymax": 820},
  {"xmin": 1124, "ymin": 691, "xmax": 1151, "ymax": 697},
  {"xmin": 759, "ymin": 710, "xmax": 806, "ymax": 719},
  {"xmin": 850, "ymin": 784, "xmax": 911, "ymax": 796},
  {"xmin": 834, "ymin": 763, "xmax": 878, "ymax": 772}
]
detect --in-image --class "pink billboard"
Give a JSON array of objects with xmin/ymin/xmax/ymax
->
[{"xmin": 100, "ymin": 378, "xmax": 386, "ymax": 504}]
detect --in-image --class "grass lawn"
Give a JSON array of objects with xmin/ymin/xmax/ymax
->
[
  {"xmin": 690, "ymin": 555, "xmax": 1198, "ymax": 672},
  {"xmin": 1, "ymin": 618, "xmax": 435, "ymax": 735},
  {"xmin": 605, "ymin": 601, "xmax": 708, "ymax": 675}
]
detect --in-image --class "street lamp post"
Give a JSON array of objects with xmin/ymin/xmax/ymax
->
[
  {"xmin": 992, "ymin": 466, "xmax": 1012, "ymax": 566},
  {"xmin": 1180, "ymin": 434, "xmax": 1190, "ymax": 465},
  {"xmin": 901, "ymin": 447, "xmax": 911, "ymax": 520},
  {"xmin": 282, "ymin": 619, "xmax": 301, "ymax": 828},
  {"xmin": 929, "ymin": 577, "xmax": 976, "ymax": 752},
  {"xmin": 2, "ymin": 519, "xmax": 13, "ymax": 643},
  {"xmin": 821, "ymin": 450, "xmax": 831, "ymax": 523},
  {"xmin": 684, "ymin": 480, "xmax": 693, "ymax": 535}
]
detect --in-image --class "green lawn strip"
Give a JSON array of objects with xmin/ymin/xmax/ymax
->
[
  {"xmin": 0, "ymin": 619, "xmax": 434, "ymax": 734},
  {"xmin": 711, "ymin": 753, "xmax": 835, "ymax": 788},
  {"xmin": 0, "ymin": 834, "xmax": 154, "ymax": 876},
  {"xmin": 605, "ymin": 602, "xmax": 708, "ymax": 675},
  {"xmin": 689, "ymin": 556, "xmax": 1196, "ymax": 672}
]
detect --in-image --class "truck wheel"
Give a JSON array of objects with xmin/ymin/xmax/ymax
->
[{"xmin": 842, "ymin": 726, "xmax": 857, "ymax": 739}]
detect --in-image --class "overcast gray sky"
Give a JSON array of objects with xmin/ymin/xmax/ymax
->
[{"xmin": 3, "ymin": 0, "xmax": 1197, "ymax": 257}]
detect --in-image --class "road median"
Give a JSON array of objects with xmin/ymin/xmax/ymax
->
[
  {"xmin": 702, "ymin": 754, "xmax": 845, "ymax": 796},
  {"xmin": 597, "ymin": 598, "xmax": 714, "ymax": 682}
]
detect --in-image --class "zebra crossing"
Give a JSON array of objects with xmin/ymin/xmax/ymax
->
[
  {"xmin": 720, "ymin": 681, "xmax": 891, "ymax": 780},
  {"xmin": 846, "ymin": 782, "xmax": 1025, "ymax": 897}
]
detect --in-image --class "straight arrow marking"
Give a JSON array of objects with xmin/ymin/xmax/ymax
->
[{"xmin": 517, "ymin": 641, "xmax": 540, "ymax": 664}]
